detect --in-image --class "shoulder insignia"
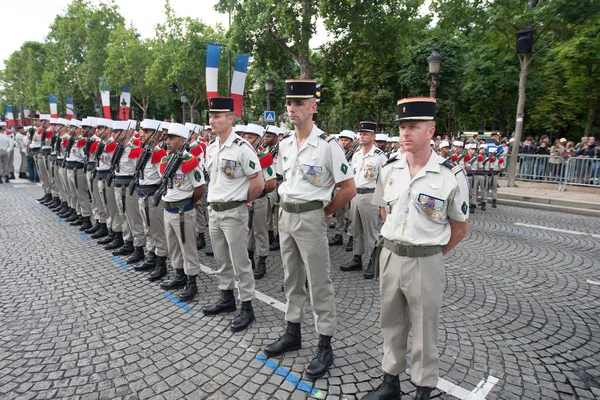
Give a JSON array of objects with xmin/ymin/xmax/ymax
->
[
  {"xmin": 281, "ymin": 132, "xmax": 292, "ymax": 141},
  {"xmin": 181, "ymin": 155, "xmax": 200, "ymax": 174},
  {"xmin": 442, "ymin": 159, "xmax": 461, "ymax": 174},
  {"xmin": 159, "ymin": 155, "xmax": 172, "ymax": 174},
  {"xmin": 151, "ymin": 148, "xmax": 167, "ymax": 164},
  {"xmin": 76, "ymin": 138, "xmax": 87, "ymax": 148},
  {"xmin": 383, "ymin": 156, "xmax": 398, "ymax": 167},
  {"xmin": 104, "ymin": 141, "xmax": 117, "ymax": 153},
  {"xmin": 259, "ymin": 152, "xmax": 274, "ymax": 169},
  {"xmin": 319, "ymin": 132, "xmax": 335, "ymax": 142},
  {"xmin": 374, "ymin": 148, "xmax": 383, "ymax": 154},
  {"xmin": 128, "ymin": 147, "xmax": 142, "ymax": 159},
  {"xmin": 89, "ymin": 141, "xmax": 99, "ymax": 154}
]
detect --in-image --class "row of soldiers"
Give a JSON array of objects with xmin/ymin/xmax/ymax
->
[{"xmin": 29, "ymin": 83, "xmax": 471, "ymax": 399}]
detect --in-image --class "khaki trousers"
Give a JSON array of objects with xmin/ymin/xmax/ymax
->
[
  {"xmin": 53, "ymin": 162, "xmax": 67, "ymax": 202},
  {"xmin": 0, "ymin": 150, "xmax": 8, "ymax": 176},
  {"xmin": 98, "ymin": 177, "xmax": 127, "ymax": 234},
  {"xmin": 164, "ymin": 208, "xmax": 200, "ymax": 275},
  {"xmin": 468, "ymin": 176, "xmax": 475, "ymax": 205},
  {"xmin": 487, "ymin": 174, "xmax": 498, "ymax": 200},
  {"xmin": 139, "ymin": 195, "xmax": 168, "ymax": 257},
  {"xmin": 87, "ymin": 172, "xmax": 107, "ymax": 223},
  {"xmin": 34, "ymin": 153, "xmax": 51, "ymax": 195},
  {"xmin": 266, "ymin": 189, "xmax": 279, "ymax": 235},
  {"xmin": 279, "ymin": 207, "xmax": 336, "ymax": 336},
  {"xmin": 19, "ymin": 151, "xmax": 27, "ymax": 173},
  {"xmin": 115, "ymin": 184, "xmax": 145, "ymax": 247},
  {"xmin": 208, "ymin": 204, "xmax": 255, "ymax": 302},
  {"xmin": 8, "ymin": 150, "xmax": 14, "ymax": 173},
  {"xmin": 248, "ymin": 196, "xmax": 269, "ymax": 257},
  {"xmin": 195, "ymin": 192, "xmax": 208, "ymax": 235},
  {"xmin": 473, "ymin": 175, "xmax": 487, "ymax": 203},
  {"xmin": 351, "ymin": 192, "xmax": 379, "ymax": 261},
  {"xmin": 58, "ymin": 165, "xmax": 75, "ymax": 207},
  {"xmin": 49, "ymin": 158, "xmax": 59, "ymax": 197},
  {"xmin": 334, "ymin": 187, "xmax": 353, "ymax": 236},
  {"xmin": 379, "ymin": 248, "xmax": 444, "ymax": 388},
  {"xmin": 67, "ymin": 168, "xmax": 92, "ymax": 217}
]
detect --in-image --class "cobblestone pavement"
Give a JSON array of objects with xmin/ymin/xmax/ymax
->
[{"xmin": 1, "ymin": 181, "xmax": 599, "ymax": 400}]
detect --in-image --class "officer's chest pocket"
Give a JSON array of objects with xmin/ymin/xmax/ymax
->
[
  {"xmin": 363, "ymin": 163, "xmax": 377, "ymax": 181},
  {"xmin": 220, "ymin": 158, "xmax": 238, "ymax": 179},
  {"xmin": 413, "ymin": 192, "xmax": 448, "ymax": 225},
  {"xmin": 299, "ymin": 164, "xmax": 324, "ymax": 187}
]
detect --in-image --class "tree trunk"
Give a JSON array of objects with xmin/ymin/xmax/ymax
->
[
  {"xmin": 298, "ymin": 0, "xmax": 313, "ymax": 78},
  {"xmin": 584, "ymin": 82, "xmax": 597, "ymax": 137},
  {"xmin": 507, "ymin": 53, "xmax": 530, "ymax": 187}
]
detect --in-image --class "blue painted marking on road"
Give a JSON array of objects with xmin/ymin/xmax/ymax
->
[
  {"xmin": 57, "ymin": 217, "xmax": 66, "ymax": 223},
  {"xmin": 255, "ymin": 353, "xmax": 324, "ymax": 397},
  {"xmin": 162, "ymin": 292, "xmax": 195, "ymax": 313},
  {"xmin": 78, "ymin": 233, "xmax": 91, "ymax": 242},
  {"xmin": 112, "ymin": 256, "xmax": 130, "ymax": 269}
]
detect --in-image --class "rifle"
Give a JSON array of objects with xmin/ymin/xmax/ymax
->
[
  {"xmin": 105, "ymin": 125, "xmax": 130, "ymax": 187},
  {"xmin": 129, "ymin": 124, "xmax": 162, "ymax": 196},
  {"xmin": 153, "ymin": 134, "xmax": 194, "ymax": 207},
  {"xmin": 345, "ymin": 140, "xmax": 360, "ymax": 161},
  {"xmin": 269, "ymin": 142, "xmax": 279, "ymax": 158},
  {"xmin": 61, "ymin": 127, "xmax": 77, "ymax": 168}
]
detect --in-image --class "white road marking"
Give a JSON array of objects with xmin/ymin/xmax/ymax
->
[
  {"xmin": 515, "ymin": 223, "xmax": 600, "ymax": 239},
  {"xmin": 199, "ymin": 263, "xmax": 287, "ymax": 312},
  {"xmin": 468, "ymin": 375, "xmax": 500, "ymax": 399},
  {"xmin": 586, "ymin": 280, "xmax": 600, "ymax": 286}
]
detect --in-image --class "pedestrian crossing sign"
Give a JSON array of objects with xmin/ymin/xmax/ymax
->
[{"xmin": 264, "ymin": 111, "xmax": 275, "ymax": 123}]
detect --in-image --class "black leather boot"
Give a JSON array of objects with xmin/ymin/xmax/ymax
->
[
  {"xmin": 361, "ymin": 373, "xmax": 401, "ymax": 400},
  {"xmin": 345, "ymin": 236, "xmax": 353, "ymax": 252},
  {"xmin": 97, "ymin": 229, "xmax": 115, "ymax": 245},
  {"xmin": 85, "ymin": 221, "xmax": 100, "ymax": 234},
  {"xmin": 9, "ymin": 173, "xmax": 15, "ymax": 180},
  {"xmin": 91, "ymin": 223, "xmax": 109, "ymax": 239},
  {"xmin": 469, "ymin": 204, "xmax": 475, "ymax": 214},
  {"xmin": 254, "ymin": 256, "xmax": 267, "ymax": 280},
  {"xmin": 269, "ymin": 236, "xmax": 280, "ymax": 251},
  {"xmin": 264, "ymin": 322, "xmax": 302, "ymax": 357},
  {"xmin": 196, "ymin": 232, "xmax": 206, "ymax": 250},
  {"xmin": 231, "ymin": 301, "xmax": 255, "ymax": 332},
  {"xmin": 248, "ymin": 250, "xmax": 255, "ymax": 270},
  {"xmin": 103, "ymin": 231, "xmax": 124, "ymax": 250},
  {"xmin": 160, "ymin": 268, "xmax": 187, "ymax": 290},
  {"xmin": 268, "ymin": 230, "xmax": 275, "ymax": 245},
  {"xmin": 78, "ymin": 217, "xmax": 93, "ymax": 231},
  {"xmin": 38, "ymin": 194, "xmax": 52, "ymax": 203},
  {"xmin": 135, "ymin": 251, "xmax": 157, "ymax": 271},
  {"xmin": 205, "ymin": 250, "xmax": 214, "ymax": 257},
  {"xmin": 178, "ymin": 275, "xmax": 198, "ymax": 302},
  {"xmin": 202, "ymin": 289, "xmax": 236, "ymax": 315},
  {"xmin": 328, "ymin": 234, "xmax": 343, "ymax": 246},
  {"xmin": 364, "ymin": 262, "xmax": 374, "ymax": 279},
  {"xmin": 48, "ymin": 198, "xmax": 61, "ymax": 209},
  {"xmin": 19, "ymin": 172, "xmax": 27, "ymax": 179},
  {"xmin": 148, "ymin": 256, "xmax": 167, "ymax": 281},
  {"xmin": 59, "ymin": 207, "xmax": 73, "ymax": 218},
  {"xmin": 126, "ymin": 246, "xmax": 145, "ymax": 264},
  {"xmin": 415, "ymin": 386, "xmax": 434, "ymax": 400},
  {"xmin": 112, "ymin": 241, "xmax": 134, "ymax": 256},
  {"xmin": 52, "ymin": 200, "xmax": 66, "ymax": 212},
  {"xmin": 341, "ymin": 255, "xmax": 362, "ymax": 271},
  {"xmin": 480, "ymin": 201, "xmax": 486, "ymax": 211},
  {"xmin": 66, "ymin": 212, "xmax": 80, "ymax": 223},
  {"xmin": 305, "ymin": 335, "xmax": 334, "ymax": 380},
  {"xmin": 492, "ymin": 199, "xmax": 497, "ymax": 208}
]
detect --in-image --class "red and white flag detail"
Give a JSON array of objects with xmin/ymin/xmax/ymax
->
[
  {"xmin": 100, "ymin": 76, "xmax": 111, "ymax": 119},
  {"xmin": 205, "ymin": 43, "xmax": 221, "ymax": 104},
  {"xmin": 118, "ymin": 88, "xmax": 131, "ymax": 120},
  {"xmin": 49, "ymin": 95, "xmax": 58, "ymax": 118},
  {"xmin": 230, "ymin": 54, "xmax": 250, "ymax": 117},
  {"xmin": 66, "ymin": 97, "xmax": 74, "ymax": 120},
  {"xmin": 6, "ymin": 106, "xmax": 15, "ymax": 126}
]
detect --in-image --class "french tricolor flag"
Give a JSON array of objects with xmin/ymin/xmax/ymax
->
[
  {"xmin": 66, "ymin": 97, "xmax": 74, "ymax": 120},
  {"xmin": 23, "ymin": 108, "xmax": 31, "ymax": 125},
  {"xmin": 49, "ymin": 94, "xmax": 58, "ymax": 118},
  {"xmin": 100, "ymin": 76, "xmax": 111, "ymax": 119},
  {"xmin": 230, "ymin": 54, "xmax": 250, "ymax": 117},
  {"xmin": 118, "ymin": 88, "xmax": 131, "ymax": 120},
  {"xmin": 6, "ymin": 106, "xmax": 15, "ymax": 127},
  {"xmin": 205, "ymin": 43, "xmax": 221, "ymax": 104}
]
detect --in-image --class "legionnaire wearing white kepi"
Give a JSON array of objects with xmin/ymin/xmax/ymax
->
[
  {"xmin": 263, "ymin": 125, "xmax": 283, "ymax": 251},
  {"xmin": 473, "ymin": 144, "xmax": 490, "ymax": 211},
  {"xmin": 131, "ymin": 119, "xmax": 170, "ymax": 280},
  {"xmin": 65, "ymin": 119, "xmax": 94, "ymax": 231},
  {"xmin": 241, "ymin": 123, "xmax": 277, "ymax": 280},
  {"xmin": 328, "ymin": 129, "xmax": 356, "ymax": 248},
  {"xmin": 32, "ymin": 115, "xmax": 52, "ymax": 202},
  {"xmin": 464, "ymin": 143, "xmax": 477, "ymax": 213},
  {"xmin": 55, "ymin": 119, "xmax": 77, "ymax": 221},
  {"xmin": 485, "ymin": 147, "xmax": 504, "ymax": 208},
  {"xmin": 83, "ymin": 117, "xmax": 110, "ymax": 239},
  {"xmin": 201, "ymin": 97, "xmax": 264, "ymax": 332},
  {"xmin": 361, "ymin": 97, "xmax": 469, "ymax": 400},
  {"xmin": 341, "ymin": 121, "xmax": 387, "ymax": 280},
  {"xmin": 264, "ymin": 79, "xmax": 356, "ymax": 380},
  {"xmin": 158, "ymin": 122, "xmax": 206, "ymax": 302}
]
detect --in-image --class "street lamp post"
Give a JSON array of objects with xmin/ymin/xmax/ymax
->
[
  {"xmin": 121, "ymin": 98, "xmax": 127, "ymax": 121},
  {"xmin": 265, "ymin": 75, "xmax": 274, "ymax": 112},
  {"xmin": 427, "ymin": 48, "xmax": 443, "ymax": 98},
  {"xmin": 181, "ymin": 90, "xmax": 188, "ymax": 123}
]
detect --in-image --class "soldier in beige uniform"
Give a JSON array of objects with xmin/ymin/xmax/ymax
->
[
  {"xmin": 158, "ymin": 123, "xmax": 206, "ymax": 302},
  {"xmin": 362, "ymin": 98, "xmax": 469, "ymax": 400},
  {"xmin": 65, "ymin": 119, "xmax": 93, "ymax": 230},
  {"xmin": 341, "ymin": 121, "xmax": 387, "ymax": 279},
  {"xmin": 31, "ymin": 115, "xmax": 52, "ymax": 203},
  {"xmin": 473, "ymin": 144, "xmax": 489, "ymax": 211},
  {"xmin": 264, "ymin": 79, "xmax": 356, "ymax": 380},
  {"xmin": 464, "ymin": 143, "xmax": 477, "ymax": 213},
  {"xmin": 201, "ymin": 98, "xmax": 264, "ymax": 332},
  {"xmin": 486, "ymin": 147, "xmax": 503, "ymax": 208},
  {"xmin": 263, "ymin": 125, "xmax": 283, "ymax": 251},
  {"xmin": 84, "ymin": 117, "xmax": 110, "ymax": 239},
  {"xmin": 329, "ymin": 129, "xmax": 356, "ymax": 248},
  {"xmin": 241, "ymin": 123, "xmax": 277, "ymax": 279}
]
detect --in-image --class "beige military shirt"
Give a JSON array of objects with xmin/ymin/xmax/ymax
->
[
  {"xmin": 372, "ymin": 151, "xmax": 469, "ymax": 246},
  {"xmin": 351, "ymin": 145, "xmax": 388, "ymax": 189},
  {"xmin": 205, "ymin": 132, "xmax": 261, "ymax": 203},
  {"xmin": 276, "ymin": 125, "xmax": 353, "ymax": 203},
  {"xmin": 162, "ymin": 151, "xmax": 205, "ymax": 202}
]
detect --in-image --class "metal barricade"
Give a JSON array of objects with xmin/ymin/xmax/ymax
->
[
  {"xmin": 498, "ymin": 154, "xmax": 565, "ymax": 183},
  {"xmin": 558, "ymin": 157, "xmax": 600, "ymax": 191}
]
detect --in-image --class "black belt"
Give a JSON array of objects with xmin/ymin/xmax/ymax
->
[
  {"xmin": 138, "ymin": 184, "xmax": 160, "ymax": 195},
  {"xmin": 164, "ymin": 199, "xmax": 194, "ymax": 243},
  {"xmin": 66, "ymin": 161, "xmax": 84, "ymax": 170},
  {"xmin": 280, "ymin": 201, "xmax": 323, "ymax": 213},
  {"xmin": 356, "ymin": 188, "xmax": 375, "ymax": 194},
  {"xmin": 475, "ymin": 173, "xmax": 486, "ymax": 176},
  {"xmin": 114, "ymin": 175, "xmax": 133, "ymax": 188},
  {"xmin": 42, "ymin": 149, "xmax": 51, "ymax": 155},
  {"xmin": 383, "ymin": 238, "xmax": 442, "ymax": 258},
  {"xmin": 30, "ymin": 148, "xmax": 41, "ymax": 152},
  {"xmin": 209, "ymin": 201, "xmax": 245, "ymax": 212}
]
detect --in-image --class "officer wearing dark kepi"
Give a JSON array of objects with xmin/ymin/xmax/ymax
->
[
  {"xmin": 265, "ymin": 79, "xmax": 355, "ymax": 380},
  {"xmin": 361, "ymin": 98, "xmax": 469, "ymax": 400}
]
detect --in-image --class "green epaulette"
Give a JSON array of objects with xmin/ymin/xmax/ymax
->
[
  {"xmin": 442, "ymin": 159, "xmax": 463, "ymax": 175},
  {"xmin": 319, "ymin": 132, "xmax": 335, "ymax": 142}
]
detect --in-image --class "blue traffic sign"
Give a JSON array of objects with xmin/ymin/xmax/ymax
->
[{"xmin": 264, "ymin": 111, "xmax": 275, "ymax": 123}]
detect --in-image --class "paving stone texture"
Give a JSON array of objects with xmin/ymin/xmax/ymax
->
[{"xmin": 0, "ymin": 181, "xmax": 599, "ymax": 400}]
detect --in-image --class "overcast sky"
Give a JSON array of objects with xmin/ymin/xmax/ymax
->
[{"xmin": 1, "ymin": 0, "xmax": 331, "ymax": 67}]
